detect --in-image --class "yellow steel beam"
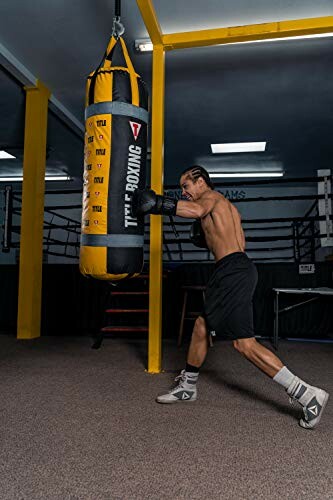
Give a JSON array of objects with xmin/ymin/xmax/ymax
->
[
  {"xmin": 162, "ymin": 16, "xmax": 333, "ymax": 50},
  {"xmin": 17, "ymin": 80, "xmax": 50, "ymax": 339},
  {"xmin": 136, "ymin": 0, "xmax": 163, "ymax": 45},
  {"xmin": 148, "ymin": 44, "xmax": 165, "ymax": 373}
]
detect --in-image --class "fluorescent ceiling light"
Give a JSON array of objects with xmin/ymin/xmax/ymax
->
[
  {"xmin": 211, "ymin": 142, "xmax": 266, "ymax": 154},
  {"xmin": 135, "ymin": 39, "xmax": 153, "ymax": 52},
  {"xmin": 209, "ymin": 172, "xmax": 283, "ymax": 178},
  {"xmin": 0, "ymin": 150, "xmax": 16, "ymax": 159},
  {"xmin": 135, "ymin": 32, "xmax": 333, "ymax": 53},
  {"xmin": 45, "ymin": 176, "xmax": 71, "ymax": 181},
  {"xmin": 0, "ymin": 175, "xmax": 71, "ymax": 182},
  {"xmin": 238, "ymin": 32, "xmax": 333, "ymax": 45}
]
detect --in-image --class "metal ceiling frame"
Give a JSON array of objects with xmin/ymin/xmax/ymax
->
[
  {"xmin": 136, "ymin": 0, "xmax": 333, "ymax": 373},
  {"xmin": 162, "ymin": 16, "xmax": 333, "ymax": 50}
]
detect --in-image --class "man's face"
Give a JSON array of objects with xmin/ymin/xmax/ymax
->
[{"xmin": 180, "ymin": 175, "xmax": 200, "ymax": 201}]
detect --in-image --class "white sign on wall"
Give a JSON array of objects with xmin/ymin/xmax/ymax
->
[{"xmin": 299, "ymin": 264, "xmax": 315, "ymax": 274}]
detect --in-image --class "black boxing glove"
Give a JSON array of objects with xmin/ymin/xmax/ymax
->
[
  {"xmin": 190, "ymin": 219, "xmax": 208, "ymax": 248},
  {"xmin": 131, "ymin": 189, "xmax": 177, "ymax": 217}
]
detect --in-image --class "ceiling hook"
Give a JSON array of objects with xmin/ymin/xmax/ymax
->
[{"xmin": 112, "ymin": 16, "xmax": 125, "ymax": 39}]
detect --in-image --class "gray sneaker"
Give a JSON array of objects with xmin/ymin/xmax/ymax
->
[
  {"xmin": 287, "ymin": 378, "xmax": 329, "ymax": 429},
  {"xmin": 156, "ymin": 370, "xmax": 197, "ymax": 404}
]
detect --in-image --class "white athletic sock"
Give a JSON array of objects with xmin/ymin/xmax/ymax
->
[{"xmin": 273, "ymin": 366, "xmax": 295, "ymax": 389}]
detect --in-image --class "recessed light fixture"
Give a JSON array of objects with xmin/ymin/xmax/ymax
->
[
  {"xmin": 211, "ymin": 142, "xmax": 266, "ymax": 154},
  {"xmin": 134, "ymin": 33, "xmax": 333, "ymax": 53},
  {"xmin": 239, "ymin": 32, "xmax": 333, "ymax": 45},
  {"xmin": 209, "ymin": 172, "xmax": 283, "ymax": 178},
  {"xmin": 134, "ymin": 39, "xmax": 153, "ymax": 52},
  {"xmin": 0, "ymin": 150, "xmax": 16, "ymax": 159},
  {"xmin": 0, "ymin": 175, "xmax": 71, "ymax": 182}
]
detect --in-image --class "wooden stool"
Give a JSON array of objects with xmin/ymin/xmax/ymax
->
[{"xmin": 177, "ymin": 285, "xmax": 212, "ymax": 347}]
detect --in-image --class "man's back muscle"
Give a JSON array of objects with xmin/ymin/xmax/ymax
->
[{"xmin": 200, "ymin": 192, "xmax": 245, "ymax": 260}]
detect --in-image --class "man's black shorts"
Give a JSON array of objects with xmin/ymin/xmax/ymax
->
[{"xmin": 203, "ymin": 252, "xmax": 258, "ymax": 340}]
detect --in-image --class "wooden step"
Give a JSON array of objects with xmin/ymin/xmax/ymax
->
[
  {"xmin": 132, "ymin": 274, "xmax": 167, "ymax": 279},
  {"xmin": 111, "ymin": 291, "xmax": 149, "ymax": 296},
  {"xmin": 105, "ymin": 309, "xmax": 149, "ymax": 313},
  {"xmin": 101, "ymin": 326, "xmax": 148, "ymax": 332}
]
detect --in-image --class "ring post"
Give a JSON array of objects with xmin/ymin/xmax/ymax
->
[{"xmin": 17, "ymin": 80, "xmax": 50, "ymax": 339}]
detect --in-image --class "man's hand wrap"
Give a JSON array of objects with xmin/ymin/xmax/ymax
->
[
  {"xmin": 131, "ymin": 189, "xmax": 177, "ymax": 217},
  {"xmin": 190, "ymin": 219, "xmax": 208, "ymax": 249}
]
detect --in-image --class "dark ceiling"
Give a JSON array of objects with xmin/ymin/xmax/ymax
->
[{"xmin": 0, "ymin": 0, "xmax": 333, "ymax": 186}]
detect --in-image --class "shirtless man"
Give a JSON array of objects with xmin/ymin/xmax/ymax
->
[{"xmin": 131, "ymin": 166, "xmax": 329, "ymax": 429}]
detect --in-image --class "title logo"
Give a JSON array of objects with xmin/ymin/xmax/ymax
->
[{"xmin": 129, "ymin": 121, "xmax": 141, "ymax": 141}]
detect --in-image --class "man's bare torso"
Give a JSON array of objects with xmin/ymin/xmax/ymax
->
[{"xmin": 199, "ymin": 191, "xmax": 245, "ymax": 261}]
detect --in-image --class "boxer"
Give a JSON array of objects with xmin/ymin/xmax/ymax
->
[{"xmin": 131, "ymin": 166, "xmax": 329, "ymax": 429}]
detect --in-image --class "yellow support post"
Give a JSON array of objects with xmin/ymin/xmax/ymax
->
[
  {"xmin": 148, "ymin": 44, "xmax": 165, "ymax": 373},
  {"xmin": 162, "ymin": 16, "xmax": 333, "ymax": 50},
  {"xmin": 17, "ymin": 80, "xmax": 50, "ymax": 339}
]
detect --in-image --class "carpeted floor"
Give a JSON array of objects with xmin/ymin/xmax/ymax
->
[{"xmin": 0, "ymin": 335, "xmax": 332, "ymax": 500}]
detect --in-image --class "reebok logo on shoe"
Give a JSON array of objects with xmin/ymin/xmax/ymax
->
[{"xmin": 180, "ymin": 391, "xmax": 191, "ymax": 400}]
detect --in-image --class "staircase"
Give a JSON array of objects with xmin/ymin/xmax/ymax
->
[{"xmin": 92, "ymin": 275, "xmax": 149, "ymax": 349}]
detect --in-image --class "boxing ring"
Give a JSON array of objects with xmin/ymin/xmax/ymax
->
[
  {"xmin": 1, "ymin": 174, "xmax": 332, "ymax": 368},
  {"xmin": 2, "ymin": 171, "xmax": 332, "ymax": 350},
  {"xmin": 2, "ymin": 172, "xmax": 331, "ymax": 265},
  {"xmin": 161, "ymin": 172, "xmax": 332, "ymax": 264},
  {"xmin": 2, "ymin": 186, "xmax": 82, "ymax": 261}
]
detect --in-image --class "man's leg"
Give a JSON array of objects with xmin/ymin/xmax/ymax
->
[
  {"xmin": 187, "ymin": 315, "xmax": 209, "ymax": 368},
  {"xmin": 233, "ymin": 338, "xmax": 329, "ymax": 429},
  {"xmin": 233, "ymin": 337, "xmax": 283, "ymax": 378},
  {"xmin": 156, "ymin": 316, "xmax": 208, "ymax": 404}
]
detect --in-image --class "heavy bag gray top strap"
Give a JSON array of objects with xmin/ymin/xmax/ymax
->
[
  {"xmin": 81, "ymin": 234, "xmax": 144, "ymax": 247},
  {"xmin": 85, "ymin": 101, "xmax": 149, "ymax": 123}
]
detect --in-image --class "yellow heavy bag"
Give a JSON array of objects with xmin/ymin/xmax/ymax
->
[{"xmin": 80, "ymin": 36, "xmax": 149, "ymax": 280}]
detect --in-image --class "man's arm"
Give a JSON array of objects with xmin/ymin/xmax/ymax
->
[
  {"xmin": 131, "ymin": 189, "xmax": 216, "ymax": 219},
  {"xmin": 176, "ymin": 195, "xmax": 215, "ymax": 219},
  {"xmin": 131, "ymin": 189, "xmax": 177, "ymax": 217}
]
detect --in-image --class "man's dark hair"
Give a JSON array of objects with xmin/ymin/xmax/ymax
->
[{"xmin": 180, "ymin": 165, "xmax": 214, "ymax": 189}]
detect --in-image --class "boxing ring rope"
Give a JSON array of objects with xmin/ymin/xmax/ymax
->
[
  {"xmin": 295, "ymin": 202, "xmax": 321, "ymax": 262},
  {"xmin": 2, "ymin": 173, "xmax": 332, "ymax": 264},
  {"xmin": 157, "ymin": 173, "xmax": 332, "ymax": 263},
  {"xmin": 2, "ymin": 187, "xmax": 82, "ymax": 261},
  {"xmin": 165, "ymin": 174, "xmax": 333, "ymax": 189}
]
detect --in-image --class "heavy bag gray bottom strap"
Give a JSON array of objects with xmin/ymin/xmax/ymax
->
[{"xmin": 80, "ymin": 234, "xmax": 144, "ymax": 248}]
